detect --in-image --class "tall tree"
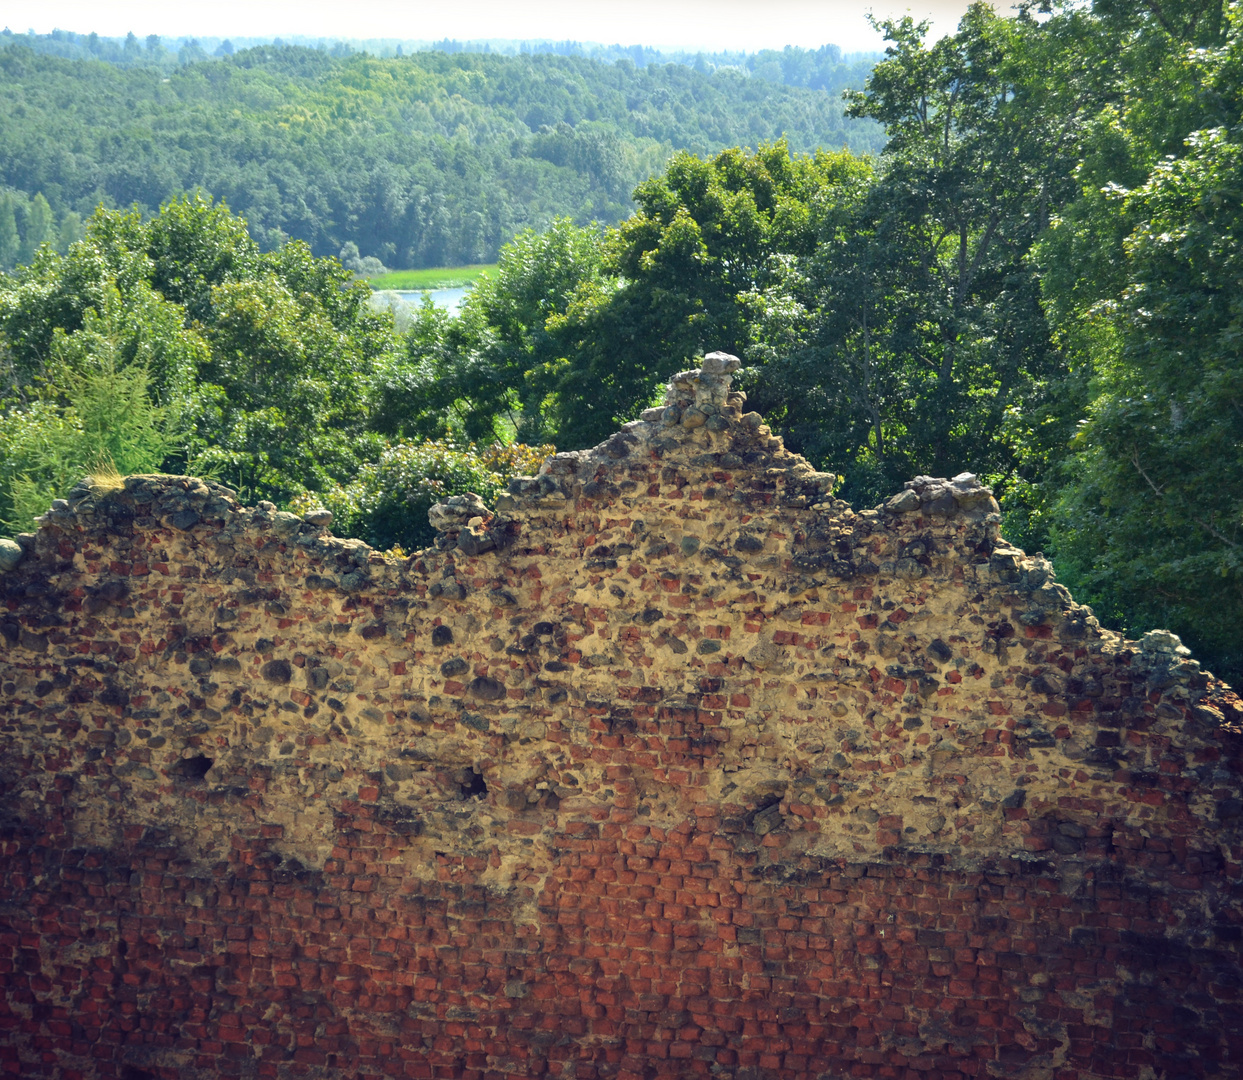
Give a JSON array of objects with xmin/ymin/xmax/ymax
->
[
  {"xmin": 0, "ymin": 284, "xmax": 177, "ymax": 534},
  {"xmin": 746, "ymin": 5, "xmax": 1088, "ymax": 507},
  {"xmin": 381, "ymin": 218, "xmax": 606, "ymax": 445},
  {"xmin": 1039, "ymin": 0, "xmax": 1240, "ymax": 681},
  {"xmin": 550, "ymin": 142, "xmax": 869, "ymax": 448},
  {"xmin": 0, "ymin": 196, "xmax": 401, "ymax": 518},
  {"xmin": 19, "ymin": 193, "xmax": 52, "ymax": 264},
  {"xmin": 0, "ymin": 195, "xmax": 17, "ymax": 270}
]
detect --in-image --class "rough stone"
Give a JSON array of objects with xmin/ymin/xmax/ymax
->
[
  {"xmin": 701, "ymin": 351, "xmax": 742, "ymax": 376},
  {"xmin": 0, "ymin": 538, "xmax": 22, "ymax": 572},
  {"xmin": 428, "ymin": 492, "xmax": 489, "ymax": 532},
  {"xmin": 886, "ymin": 489, "xmax": 920, "ymax": 513},
  {"xmin": 431, "ymin": 625, "xmax": 454, "ymax": 647}
]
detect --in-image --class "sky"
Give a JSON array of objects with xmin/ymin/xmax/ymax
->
[{"xmin": 6, "ymin": 1, "xmax": 986, "ymax": 54}]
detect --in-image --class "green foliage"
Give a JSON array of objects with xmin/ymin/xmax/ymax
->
[
  {"xmin": 546, "ymin": 142, "xmax": 871, "ymax": 449},
  {"xmin": 0, "ymin": 400, "xmax": 83, "ymax": 535},
  {"xmin": 0, "ymin": 285, "xmax": 173, "ymax": 533},
  {"xmin": 0, "ymin": 196, "xmax": 17, "ymax": 268},
  {"xmin": 56, "ymin": 211, "xmax": 84, "ymax": 253},
  {"xmin": 0, "ymin": 189, "xmax": 77, "ymax": 271},
  {"xmin": 997, "ymin": 0, "xmax": 1239, "ymax": 681},
  {"xmin": 0, "ymin": 206, "xmax": 159, "ymax": 389},
  {"xmin": 194, "ymin": 263, "xmax": 385, "ymax": 503},
  {"xmin": 297, "ymin": 439, "xmax": 553, "ymax": 553},
  {"xmin": 19, "ymin": 193, "xmax": 52, "ymax": 263},
  {"xmin": 0, "ymin": 45, "xmax": 883, "ymax": 269},
  {"xmin": 1049, "ymin": 114, "xmax": 1243, "ymax": 681},
  {"xmin": 781, "ymin": 5, "xmax": 1080, "ymax": 505},
  {"xmin": 0, "ymin": 194, "xmax": 402, "ymax": 518},
  {"xmin": 145, "ymin": 193, "xmax": 261, "ymax": 322},
  {"xmin": 0, "ymin": 29, "xmax": 879, "ymax": 94},
  {"xmin": 406, "ymin": 218, "xmax": 608, "ymax": 445},
  {"xmin": 48, "ymin": 293, "xmax": 174, "ymax": 476},
  {"xmin": 378, "ymin": 145, "xmax": 876, "ymax": 454}
]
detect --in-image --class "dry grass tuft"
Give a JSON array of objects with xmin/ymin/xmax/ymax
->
[{"xmin": 85, "ymin": 454, "xmax": 125, "ymax": 496}]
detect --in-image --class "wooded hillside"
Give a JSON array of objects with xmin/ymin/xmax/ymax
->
[{"xmin": 0, "ymin": 44, "xmax": 881, "ymax": 268}]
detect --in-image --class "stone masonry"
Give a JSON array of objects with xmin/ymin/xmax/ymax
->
[{"xmin": 1, "ymin": 354, "xmax": 1242, "ymax": 1079}]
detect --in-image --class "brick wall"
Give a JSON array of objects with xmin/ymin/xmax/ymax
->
[{"xmin": 1, "ymin": 355, "xmax": 1241, "ymax": 1079}]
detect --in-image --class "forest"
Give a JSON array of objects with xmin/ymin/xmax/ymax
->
[
  {"xmin": 0, "ymin": 40, "xmax": 881, "ymax": 269},
  {"xmin": 0, "ymin": 0, "xmax": 1240, "ymax": 686},
  {"xmin": 0, "ymin": 25, "xmax": 879, "ymax": 91}
]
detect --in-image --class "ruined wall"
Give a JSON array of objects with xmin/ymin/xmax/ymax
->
[{"xmin": 2, "ymin": 354, "xmax": 1242, "ymax": 1080}]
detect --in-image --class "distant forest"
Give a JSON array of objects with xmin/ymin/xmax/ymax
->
[
  {"xmin": 0, "ymin": 26, "xmax": 880, "ymax": 85},
  {"xmin": 0, "ymin": 33, "xmax": 882, "ymax": 268},
  {"xmin": 7, "ymin": 2, "xmax": 1234, "ymax": 685}
]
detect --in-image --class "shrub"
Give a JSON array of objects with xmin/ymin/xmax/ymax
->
[
  {"xmin": 0, "ymin": 285, "xmax": 174, "ymax": 534},
  {"xmin": 294, "ymin": 439, "xmax": 553, "ymax": 554}
]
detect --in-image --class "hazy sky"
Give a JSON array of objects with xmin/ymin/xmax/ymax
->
[{"xmin": 6, "ymin": 1, "xmax": 986, "ymax": 53}]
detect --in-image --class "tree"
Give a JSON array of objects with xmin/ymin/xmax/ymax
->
[
  {"xmin": 1000, "ymin": 0, "xmax": 1242, "ymax": 680},
  {"xmin": 743, "ymin": 171, "xmax": 916, "ymax": 501},
  {"xmin": 394, "ymin": 218, "xmax": 607, "ymax": 445},
  {"xmin": 19, "ymin": 193, "xmax": 52, "ymax": 263},
  {"xmin": 144, "ymin": 193, "xmax": 260, "ymax": 323},
  {"xmin": 0, "ymin": 195, "xmax": 17, "ymax": 269},
  {"xmin": 1017, "ymin": 0, "xmax": 1232, "ymax": 547},
  {"xmin": 179, "ymin": 41, "xmax": 208, "ymax": 65},
  {"xmin": 0, "ymin": 196, "xmax": 402, "ymax": 514},
  {"xmin": 338, "ymin": 242, "xmax": 387, "ymax": 278},
  {"xmin": 56, "ymin": 211, "xmax": 84, "ymax": 253},
  {"xmin": 191, "ymin": 270, "xmax": 384, "ymax": 502},
  {"xmin": 548, "ymin": 142, "xmax": 869, "ymax": 449},
  {"xmin": 1048, "ymin": 83, "xmax": 1243, "ymax": 683},
  {"xmin": 0, "ymin": 205, "xmax": 157, "ymax": 393},
  {"xmin": 47, "ymin": 287, "xmax": 175, "ymax": 477},
  {"xmin": 0, "ymin": 285, "xmax": 175, "ymax": 533},
  {"xmin": 737, "ymin": 6, "xmax": 1087, "ymax": 507}
]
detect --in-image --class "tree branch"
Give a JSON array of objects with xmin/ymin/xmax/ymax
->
[
  {"xmin": 1144, "ymin": 1, "xmax": 1177, "ymax": 35},
  {"xmin": 1130, "ymin": 448, "xmax": 1165, "ymax": 497},
  {"xmin": 963, "ymin": 211, "xmax": 1001, "ymax": 298},
  {"xmin": 1131, "ymin": 448, "xmax": 1241, "ymax": 550}
]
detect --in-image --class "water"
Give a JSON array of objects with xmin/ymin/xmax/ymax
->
[
  {"xmin": 369, "ymin": 285, "xmax": 475, "ymax": 332},
  {"xmin": 390, "ymin": 286, "xmax": 471, "ymax": 312}
]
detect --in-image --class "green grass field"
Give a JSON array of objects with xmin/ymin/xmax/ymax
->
[{"xmin": 368, "ymin": 264, "xmax": 496, "ymax": 290}]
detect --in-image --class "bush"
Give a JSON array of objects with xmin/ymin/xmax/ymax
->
[
  {"xmin": 0, "ymin": 285, "xmax": 174, "ymax": 534},
  {"xmin": 295, "ymin": 440, "xmax": 553, "ymax": 553}
]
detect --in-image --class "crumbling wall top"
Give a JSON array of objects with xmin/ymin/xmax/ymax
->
[{"xmin": 0, "ymin": 353, "xmax": 1238, "ymax": 877}]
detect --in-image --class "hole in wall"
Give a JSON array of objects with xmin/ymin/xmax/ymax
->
[
  {"xmin": 121, "ymin": 1068, "xmax": 157, "ymax": 1080},
  {"xmin": 460, "ymin": 769, "xmax": 487, "ymax": 800},
  {"xmin": 176, "ymin": 755, "xmax": 213, "ymax": 782}
]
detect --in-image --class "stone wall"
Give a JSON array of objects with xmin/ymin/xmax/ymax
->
[{"xmin": 1, "ymin": 354, "xmax": 1242, "ymax": 1080}]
